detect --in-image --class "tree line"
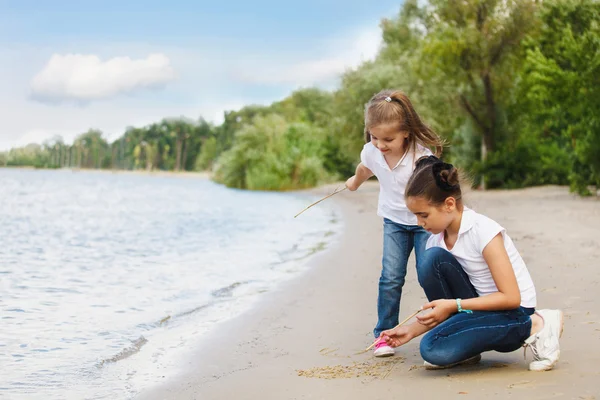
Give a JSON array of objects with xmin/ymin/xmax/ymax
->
[{"xmin": 2, "ymin": 0, "xmax": 598, "ymax": 195}]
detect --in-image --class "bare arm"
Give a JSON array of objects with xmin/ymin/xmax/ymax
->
[
  {"xmin": 345, "ymin": 162, "xmax": 374, "ymax": 191},
  {"xmin": 380, "ymin": 317, "xmax": 431, "ymax": 348},
  {"xmin": 413, "ymin": 234, "xmax": 522, "ymax": 329},
  {"xmin": 460, "ymin": 233, "xmax": 521, "ymax": 311}
]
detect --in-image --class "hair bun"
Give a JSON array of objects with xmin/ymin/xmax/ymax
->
[
  {"xmin": 432, "ymin": 162, "xmax": 459, "ymax": 191},
  {"xmin": 439, "ymin": 168, "xmax": 459, "ymax": 186},
  {"xmin": 415, "ymin": 155, "xmax": 440, "ymax": 170}
]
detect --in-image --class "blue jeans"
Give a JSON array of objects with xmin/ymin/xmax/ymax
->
[
  {"xmin": 418, "ymin": 247, "xmax": 534, "ymax": 366},
  {"xmin": 374, "ymin": 218, "xmax": 430, "ymax": 338}
]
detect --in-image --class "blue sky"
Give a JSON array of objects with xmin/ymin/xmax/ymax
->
[{"xmin": 0, "ymin": 0, "xmax": 402, "ymax": 149}]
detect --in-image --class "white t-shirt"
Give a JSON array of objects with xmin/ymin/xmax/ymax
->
[
  {"xmin": 360, "ymin": 142, "xmax": 432, "ymax": 226},
  {"xmin": 426, "ymin": 208, "xmax": 537, "ymax": 308}
]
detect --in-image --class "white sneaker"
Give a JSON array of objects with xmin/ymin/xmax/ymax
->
[
  {"xmin": 424, "ymin": 354, "xmax": 482, "ymax": 370},
  {"xmin": 523, "ymin": 309, "xmax": 564, "ymax": 371},
  {"xmin": 373, "ymin": 338, "xmax": 395, "ymax": 357}
]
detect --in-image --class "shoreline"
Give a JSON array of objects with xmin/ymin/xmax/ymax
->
[
  {"xmin": 5, "ymin": 166, "xmax": 597, "ymax": 198},
  {"xmin": 0, "ymin": 166, "xmax": 213, "ymax": 179},
  {"xmin": 136, "ymin": 181, "xmax": 384, "ymax": 399},
  {"xmin": 136, "ymin": 183, "xmax": 600, "ymax": 399}
]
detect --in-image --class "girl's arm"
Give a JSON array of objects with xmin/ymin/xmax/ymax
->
[
  {"xmin": 345, "ymin": 163, "xmax": 374, "ymax": 191},
  {"xmin": 380, "ymin": 319, "xmax": 431, "ymax": 348},
  {"xmin": 416, "ymin": 234, "xmax": 522, "ymax": 328},
  {"xmin": 460, "ymin": 233, "xmax": 521, "ymax": 310}
]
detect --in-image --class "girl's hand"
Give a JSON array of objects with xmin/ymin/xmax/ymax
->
[
  {"xmin": 416, "ymin": 300, "xmax": 457, "ymax": 328},
  {"xmin": 345, "ymin": 176, "xmax": 359, "ymax": 191},
  {"xmin": 380, "ymin": 325, "xmax": 413, "ymax": 348}
]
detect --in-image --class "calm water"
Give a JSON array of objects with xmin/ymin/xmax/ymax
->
[{"xmin": 0, "ymin": 169, "xmax": 340, "ymax": 399}]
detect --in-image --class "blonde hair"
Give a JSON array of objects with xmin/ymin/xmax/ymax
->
[{"xmin": 364, "ymin": 89, "xmax": 445, "ymax": 157}]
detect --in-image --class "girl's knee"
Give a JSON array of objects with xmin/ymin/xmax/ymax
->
[
  {"xmin": 425, "ymin": 247, "xmax": 453, "ymax": 263},
  {"xmin": 417, "ymin": 248, "xmax": 445, "ymax": 285},
  {"xmin": 420, "ymin": 335, "xmax": 454, "ymax": 366},
  {"xmin": 379, "ymin": 273, "xmax": 406, "ymax": 288},
  {"xmin": 417, "ymin": 248, "xmax": 456, "ymax": 286},
  {"xmin": 381, "ymin": 257, "xmax": 408, "ymax": 284}
]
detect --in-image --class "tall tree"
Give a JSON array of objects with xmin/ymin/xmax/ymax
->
[
  {"xmin": 412, "ymin": 0, "xmax": 540, "ymax": 185},
  {"xmin": 517, "ymin": 0, "xmax": 600, "ymax": 194}
]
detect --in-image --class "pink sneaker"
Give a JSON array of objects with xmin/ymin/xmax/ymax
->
[{"xmin": 374, "ymin": 337, "xmax": 395, "ymax": 357}]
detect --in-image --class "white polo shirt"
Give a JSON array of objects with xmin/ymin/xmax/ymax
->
[
  {"xmin": 360, "ymin": 142, "xmax": 432, "ymax": 226},
  {"xmin": 426, "ymin": 208, "xmax": 537, "ymax": 308}
]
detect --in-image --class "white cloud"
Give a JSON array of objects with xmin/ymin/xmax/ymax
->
[
  {"xmin": 232, "ymin": 27, "xmax": 382, "ymax": 86},
  {"xmin": 30, "ymin": 53, "xmax": 176, "ymax": 103},
  {"xmin": 1, "ymin": 22, "xmax": 384, "ymax": 151}
]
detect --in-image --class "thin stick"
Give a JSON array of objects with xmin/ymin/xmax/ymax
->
[
  {"xmin": 294, "ymin": 186, "xmax": 347, "ymax": 218},
  {"xmin": 364, "ymin": 309, "xmax": 422, "ymax": 352}
]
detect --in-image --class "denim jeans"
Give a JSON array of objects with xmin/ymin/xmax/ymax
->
[
  {"xmin": 418, "ymin": 247, "xmax": 534, "ymax": 366},
  {"xmin": 373, "ymin": 218, "xmax": 430, "ymax": 338}
]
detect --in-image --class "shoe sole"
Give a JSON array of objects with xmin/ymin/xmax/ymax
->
[
  {"xmin": 374, "ymin": 351, "xmax": 395, "ymax": 358},
  {"xmin": 425, "ymin": 354, "xmax": 482, "ymax": 370},
  {"xmin": 530, "ymin": 310, "xmax": 564, "ymax": 372}
]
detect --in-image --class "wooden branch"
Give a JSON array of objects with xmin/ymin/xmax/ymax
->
[
  {"xmin": 294, "ymin": 186, "xmax": 347, "ymax": 218},
  {"xmin": 363, "ymin": 309, "xmax": 422, "ymax": 352},
  {"xmin": 459, "ymin": 94, "xmax": 489, "ymax": 133}
]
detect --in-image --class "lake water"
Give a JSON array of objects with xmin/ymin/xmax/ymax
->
[{"xmin": 0, "ymin": 169, "xmax": 340, "ymax": 399}]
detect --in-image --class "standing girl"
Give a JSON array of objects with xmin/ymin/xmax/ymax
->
[
  {"xmin": 381, "ymin": 156, "xmax": 563, "ymax": 371},
  {"xmin": 345, "ymin": 90, "xmax": 445, "ymax": 357}
]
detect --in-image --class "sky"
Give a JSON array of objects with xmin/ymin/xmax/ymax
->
[{"xmin": 0, "ymin": 0, "xmax": 403, "ymax": 150}]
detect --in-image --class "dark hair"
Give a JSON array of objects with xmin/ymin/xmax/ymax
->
[
  {"xmin": 405, "ymin": 155, "xmax": 462, "ymax": 206},
  {"xmin": 364, "ymin": 89, "xmax": 445, "ymax": 157}
]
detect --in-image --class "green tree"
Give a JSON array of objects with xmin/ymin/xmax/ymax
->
[
  {"xmin": 213, "ymin": 114, "xmax": 330, "ymax": 190},
  {"xmin": 184, "ymin": 118, "xmax": 212, "ymax": 171},
  {"xmin": 5, "ymin": 143, "xmax": 49, "ymax": 167},
  {"xmin": 195, "ymin": 136, "xmax": 217, "ymax": 171},
  {"xmin": 42, "ymin": 135, "xmax": 68, "ymax": 168},
  {"xmin": 328, "ymin": 0, "xmax": 459, "ymax": 177},
  {"xmin": 516, "ymin": 0, "xmax": 600, "ymax": 194},
  {"xmin": 72, "ymin": 130, "xmax": 110, "ymax": 169}
]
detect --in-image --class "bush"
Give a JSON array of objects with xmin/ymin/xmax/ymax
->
[
  {"xmin": 480, "ymin": 136, "xmax": 570, "ymax": 189},
  {"xmin": 213, "ymin": 114, "xmax": 330, "ymax": 190}
]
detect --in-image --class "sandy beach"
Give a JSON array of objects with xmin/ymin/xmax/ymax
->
[{"xmin": 137, "ymin": 182, "xmax": 600, "ymax": 400}]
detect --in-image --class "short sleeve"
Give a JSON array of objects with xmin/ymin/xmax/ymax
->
[
  {"xmin": 360, "ymin": 143, "xmax": 374, "ymax": 171},
  {"xmin": 475, "ymin": 215, "xmax": 505, "ymax": 254},
  {"xmin": 412, "ymin": 145, "xmax": 433, "ymax": 168}
]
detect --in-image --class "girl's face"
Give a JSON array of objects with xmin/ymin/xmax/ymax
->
[
  {"xmin": 368, "ymin": 123, "xmax": 409, "ymax": 157},
  {"xmin": 406, "ymin": 195, "xmax": 457, "ymax": 234}
]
